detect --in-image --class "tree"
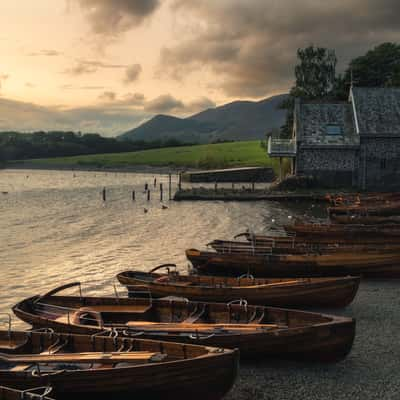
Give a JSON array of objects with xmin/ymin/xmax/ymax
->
[
  {"xmin": 280, "ymin": 46, "xmax": 338, "ymax": 137},
  {"xmin": 293, "ymin": 46, "xmax": 337, "ymax": 99},
  {"xmin": 335, "ymin": 42, "xmax": 400, "ymax": 99}
]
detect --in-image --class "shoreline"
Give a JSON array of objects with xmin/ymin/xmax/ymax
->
[{"xmin": 4, "ymin": 161, "xmax": 191, "ymax": 175}]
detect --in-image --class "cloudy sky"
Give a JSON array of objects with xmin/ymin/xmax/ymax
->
[{"xmin": 0, "ymin": 0, "xmax": 399, "ymax": 136}]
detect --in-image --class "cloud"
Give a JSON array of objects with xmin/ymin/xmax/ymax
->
[
  {"xmin": 185, "ymin": 97, "xmax": 216, "ymax": 114},
  {"xmin": 28, "ymin": 49, "xmax": 62, "ymax": 57},
  {"xmin": 97, "ymin": 91, "xmax": 211, "ymax": 114},
  {"xmin": 61, "ymin": 84, "xmax": 107, "ymax": 90},
  {"xmin": 73, "ymin": 0, "xmax": 161, "ymax": 37},
  {"xmin": 97, "ymin": 91, "xmax": 145, "ymax": 106},
  {"xmin": 0, "ymin": 96, "xmax": 150, "ymax": 136},
  {"xmin": 64, "ymin": 59, "xmax": 127, "ymax": 75},
  {"xmin": 124, "ymin": 64, "xmax": 142, "ymax": 83},
  {"xmin": 98, "ymin": 91, "xmax": 117, "ymax": 101},
  {"xmin": 0, "ymin": 74, "xmax": 9, "ymax": 90},
  {"xmin": 161, "ymin": 0, "xmax": 400, "ymax": 97},
  {"xmin": 0, "ymin": 92, "xmax": 215, "ymax": 135},
  {"xmin": 144, "ymin": 94, "xmax": 184, "ymax": 113}
]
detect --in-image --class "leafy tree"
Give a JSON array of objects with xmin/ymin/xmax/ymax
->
[
  {"xmin": 280, "ymin": 46, "xmax": 338, "ymax": 137},
  {"xmin": 335, "ymin": 42, "xmax": 400, "ymax": 99},
  {"xmin": 293, "ymin": 46, "xmax": 337, "ymax": 99}
]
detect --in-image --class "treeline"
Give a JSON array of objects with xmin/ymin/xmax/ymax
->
[{"xmin": 0, "ymin": 131, "xmax": 194, "ymax": 162}]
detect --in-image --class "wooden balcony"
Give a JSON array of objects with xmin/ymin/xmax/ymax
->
[{"xmin": 267, "ymin": 137, "xmax": 296, "ymax": 157}]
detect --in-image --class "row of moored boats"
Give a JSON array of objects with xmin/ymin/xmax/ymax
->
[{"xmin": 2, "ymin": 192, "xmax": 400, "ymax": 399}]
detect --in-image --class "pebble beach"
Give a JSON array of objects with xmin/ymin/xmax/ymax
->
[{"xmin": 228, "ymin": 280, "xmax": 400, "ymax": 400}]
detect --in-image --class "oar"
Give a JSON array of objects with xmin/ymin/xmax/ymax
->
[
  {"xmin": 0, "ymin": 351, "xmax": 166, "ymax": 365},
  {"xmin": 125, "ymin": 322, "xmax": 282, "ymax": 332}
]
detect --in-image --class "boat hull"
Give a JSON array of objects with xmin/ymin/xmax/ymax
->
[
  {"xmin": 0, "ymin": 330, "xmax": 238, "ymax": 400},
  {"xmin": 13, "ymin": 295, "xmax": 355, "ymax": 363},
  {"xmin": 186, "ymin": 249, "xmax": 400, "ymax": 278},
  {"xmin": 118, "ymin": 272, "xmax": 360, "ymax": 308}
]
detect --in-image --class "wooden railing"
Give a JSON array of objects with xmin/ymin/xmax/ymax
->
[{"xmin": 267, "ymin": 137, "xmax": 296, "ymax": 157}]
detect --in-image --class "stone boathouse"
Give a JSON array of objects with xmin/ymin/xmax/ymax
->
[{"xmin": 268, "ymin": 87, "xmax": 400, "ymax": 190}]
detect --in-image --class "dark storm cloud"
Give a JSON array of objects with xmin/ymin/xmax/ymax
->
[
  {"xmin": 73, "ymin": 0, "xmax": 161, "ymax": 37},
  {"xmin": 162, "ymin": 0, "xmax": 400, "ymax": 97}
]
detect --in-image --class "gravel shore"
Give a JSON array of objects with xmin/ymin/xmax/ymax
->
[{"xmin": 226, "ymin": 280, "xmax": 400, "ymax": 400}]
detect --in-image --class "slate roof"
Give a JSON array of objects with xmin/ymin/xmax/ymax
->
[
  {"xmin": 351, "ymin": 87, "xmax": 400, "ymax": 135},
  {"xmin": 296, "ymin": 101, "xmax": 359, "ymax": 146}
]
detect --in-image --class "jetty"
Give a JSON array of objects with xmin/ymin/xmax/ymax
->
[
  {"xmin": 173, "ymin": 187, "xmax": 328, "ymax": 202},
  {"xmin": 181, "ymin": 166, "xmax": 275, "ymax": 183}
]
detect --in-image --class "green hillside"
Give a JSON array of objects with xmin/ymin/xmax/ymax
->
[{"xmin": 16, "ymin": 140, "xmax": 283, "ymax": 171}]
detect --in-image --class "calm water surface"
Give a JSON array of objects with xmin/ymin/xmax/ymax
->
[
  {"xmin": 0, "ymin": 169, "xmax": 319, "ymax": 328},
  {"xmin": 1, "ymin": 169, "xmax": 400, "ymax": 400}
]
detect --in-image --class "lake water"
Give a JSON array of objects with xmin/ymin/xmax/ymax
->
[
  {"xmin": 0, "ymin": 168, "xmax": 319, "ymax": 328},
  {"xmin": 1, "ymin": 168, "xmax": 400, "ymax": 400}
]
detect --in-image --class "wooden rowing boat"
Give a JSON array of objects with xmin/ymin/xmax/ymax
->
[
  {"xmin": 13, "ymin": 283, "xmax": 355, "ymax": 362},
  {"xmin": 117, "ymin": 265, "xmax": 360, "ymax": 308},
  {"xmin": 186, "ymin": 248, "xmax": 400, "ymax": 278},
  {"xmin": 0, "ymin": 386, "xmax": 54, "ymax": 400},
  {"xmin": 327, "ymin": 192, "xmax": 400, "ymax": 206},
  {"xmin": 0, "ymin": 328, "xmax": 238, "ymax": 400},
  {"xmin": 330, "ymin": 214, "xmax": 400, "ymax": 225},
  {"xmin": 236, "ymin": 231, "xmax": 400, "ymax": 246},
  {"xmin": 208, "ymin": 239, "xmax": 400, "ymax": 255},
  {"xmin": 284, "ymin": 223, "xmax": 400, "ymax": 241},
  {"xmin": 328, "ymin": 200, "xmax": 400, "ymax": 216}
]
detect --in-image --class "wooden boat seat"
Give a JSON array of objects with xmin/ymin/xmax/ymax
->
[
  {"xmin": 8, "ymin": 339, "xmax": 68, "ymax": 372},
  {"xmin": 83, "ymin": 305, "xmax": 153, "ymax": 314},
  {"xmin": 234, "ymin": 280, "xmax": 300, "ymax": 289},
  {"xmin": 125, "ymin": 322, "xmax": 280, "ymax": 333},
  {"xmin": 155, "ymin": 276, "xmax": 193, "ymax": 287},
  {"xmin": 0, "ymin": 339, "xmax": 26, "ymax": 350},
  {"xmin": 2, "ymin": 352, "xmax": 167, "ymax": 366}
]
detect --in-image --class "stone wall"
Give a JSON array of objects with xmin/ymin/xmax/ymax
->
[
  {"xmin": 182, "ymin": 167, "xmax": 276, "ymax": 183},
  {"xmin": 296, "ymin": 147, "xmax": 358, "ymax": 187},
  {"xmin": 360, "ymin": 137, "xmax": 400, "ymax": 190}
]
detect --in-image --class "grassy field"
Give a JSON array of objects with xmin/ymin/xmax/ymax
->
[{"xmin": 16, "ymin": 140, "xmax": 287, "ymax": 172}]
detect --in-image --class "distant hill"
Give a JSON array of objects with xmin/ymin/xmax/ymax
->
[{"xmin": 119, "ymin": 94, "xmax": 288, "ymax": 143}]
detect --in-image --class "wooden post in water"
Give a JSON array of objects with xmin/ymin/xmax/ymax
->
[
  {"xmin": 102, "ymin": 187, "xmax": 106, "ymax": 202},
  {"xmin": 214, "ymin": 182, "xmax": 218, "ymax": 193},
  {"xmin": 252, "ymin": 182, "xmax": 255, "ymax": 191},
  {"xmin": 147, "ymin": 190, "xmax": 151, "ymax": 201},
  {"xmin": 154, "ymin": 177, "xmax": 157, "ymax": 188},
  {"xmin": 168, "ymin": 174, "xmax": 172, "ymax": 200},
  {"xmin": 178, "ymin": 173, "xmax": 182, "ymax": 191},
  {"xmin": 132, "ymin": 190, "xmax": 135, "ymax": 201},
  {"xmin": 160, "ymin": 183, "xmax": 163, "ymax": 201},
  {"xmin": 145, "ymin": 182, "xmax": 149, "ymax": 191}
]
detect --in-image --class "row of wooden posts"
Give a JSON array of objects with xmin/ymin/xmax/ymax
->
[{"xmin": 101, "ymin": 173, "xmax": 182, "ymax": 202}]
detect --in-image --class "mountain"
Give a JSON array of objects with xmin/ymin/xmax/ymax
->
[{"xmin": 118, "ymin": 93, "xmax": 288, "ymax": 143}]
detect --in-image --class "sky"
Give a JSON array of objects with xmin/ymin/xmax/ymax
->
[{"xmin": 0, "ymin": 0, "xmax": 399, "ymax": 136}]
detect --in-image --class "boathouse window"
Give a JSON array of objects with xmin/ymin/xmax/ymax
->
[{"xmin": 326, "ymin": 125, "xmax": 342, "ymax": 135}]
